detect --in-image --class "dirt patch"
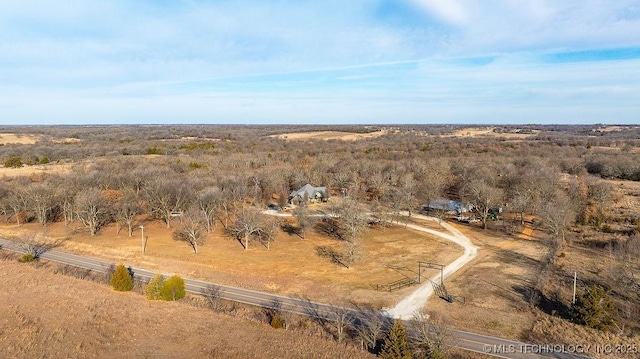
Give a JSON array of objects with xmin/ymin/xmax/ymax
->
[
  {"xmin": 0, "ymin": 258, "xmax": 373, "ymax": 359},
  {"xmin": 51, "ymin": 137, "xmax": 81, "ymax": 143},
  {"xmin": 270, "ymin": 130, "xmax": 387, "ymax": 141}
]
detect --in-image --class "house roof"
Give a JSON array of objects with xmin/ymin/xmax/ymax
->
[
  {"xmin": 424, "ymin": 199, "xmax": 470, "ymax": 212},
  {"xmin": 289, "ymin": 184, "xmax": 326, "ymax": 199}
]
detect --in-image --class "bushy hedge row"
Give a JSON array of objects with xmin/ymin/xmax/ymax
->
[
  {"xmin": 145, "ymin": 274, "xmax": 186, "ymax": 301},
  {"xmin": 109, "ymin": 264, "xmax": 186, "ymax": 301}
]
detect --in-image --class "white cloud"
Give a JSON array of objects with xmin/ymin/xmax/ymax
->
[
  {"xmin": 409, "ymin": 0, "xmax": 470, "ymax": 25},
  {"xmin": 0, "ymin": 1, "xmax": 639, "ymax": 124}
]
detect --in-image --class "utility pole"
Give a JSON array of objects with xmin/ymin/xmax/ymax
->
[
  {"xmin": 572, "ymin": 271, "xmax": 577, "ymax": 305},
  {"xmin": 140, "ymin": 225, "xmax": 145, "ymax": 255}
]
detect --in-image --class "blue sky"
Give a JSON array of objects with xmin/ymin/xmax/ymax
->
[{"xmin": 1, "ymin": 0, "xmax": 639, "ymax": 125}]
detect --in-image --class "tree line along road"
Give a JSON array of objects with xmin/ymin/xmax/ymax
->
[{"xmin": 0, "ymin": 237, "xmax": 592, "ymax": 359}]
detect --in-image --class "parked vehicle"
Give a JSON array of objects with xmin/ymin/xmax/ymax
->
[{"xmin": 456, "ymin": 215, "xmax": 480, "ymax": 223}]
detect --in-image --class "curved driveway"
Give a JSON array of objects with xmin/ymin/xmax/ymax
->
[
  {"xmin": 263, "ymin": 209, "xmax": 479, "ymax": 319},
  {"xmin": 385, "ymin": 213, "xmax": 478, "ymax": 319}
]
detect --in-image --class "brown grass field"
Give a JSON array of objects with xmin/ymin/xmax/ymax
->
[
  {"xmin": 448, "ymin": 127, "xmax": 539, "ymax": 139},
  {"xmin": 0, "ymin": 215, "xmax": 461, "ymax": 308},
  {"xmin": 0, "ymin": 133, "xmax": 42, "ymax": 144},
  {"xmin": 0, "ymin": 257, "xmax": 374, "ymax": 359},
  {"xmin": 425, "ymin": 222, "xmax": 547, "ymax": 340},
  {"xmin": 269, "ymin": 130, "xmax": 387, "ymax": 141},
  {"xmin": 0, "ymin": 133, "xmax": 80, "ymax": 145},
  {"xmin": 422, "ymin": 192, "xmax": 640, "ymax": 359},
  {"xmin": 0, "ymin": 163, "xmax": 74, "ymax": 178}
]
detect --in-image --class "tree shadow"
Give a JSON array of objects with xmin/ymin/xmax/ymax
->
[
  {"xmin": 515, "ymin": 285, "xmax": 574, "ymax": 320},
  {"xmin": 314, "ymin": 218, "xmax": 344, "ymax": 240},
  {"xmin": 280, "ymin": 223, "xmax": 302, "ymax": 238},
  {"xmin": 316, "ymin": 246, "xmax": 349, "ymax": 268},
  {"xmin": 15, "ymin": 236, "xmax": 67, "ymax": 259},
  {"xmin": 578, "ymin": 238, "xmax": 612, "ymax": 250},
  {"xmin": 494, "ymin": 248, "xmax": 542, "ymax": 270}
]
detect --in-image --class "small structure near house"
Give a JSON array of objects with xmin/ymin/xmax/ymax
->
[
  {"xmin": 423, "ymin": 199, "xmax": 472, "ymax": 214},
  {"xmin": 289, "ymin": 184, "xmax": 328, "ymax": 205}
]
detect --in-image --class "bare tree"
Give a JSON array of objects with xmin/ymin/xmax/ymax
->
[
  {"xmin": 352, "ymin": 305, "xmax": 387, "ymax": 352},
  {"xmin": 117, "ymin": 189, "xmax": 141, "ymax": 237},
  {"xmin": 26, "ymin": 184, "xmax": 56, "ymax": 226},
  {"xmin": 398, "ymin": 173, "xmax": 418, "ymax": 216},
  {"xmin": 228, "ymin": 208, "xmax": 278, "ymax": 250},
  {"xmin": 328, "ymin": 303, "xmax": 353, "ymax": 343},
  {"xmin": 201, "ymin": 284, "xmax": 223, "ymax": 310},
  {"xmin": 258, "ymin": 215, "xmax": 279, "ymax": 250},
  {"xmin": 510, "ymin": 190, "xmax": 534, "ymax": 225},
  {"xmin": 172, "ymin": 207, "xmax": 206, "ymax": 254},
  {"xmin": 462, "ymin": 178, "xmax": 503, "ymax": 230},
  {"xmin": 7, "ymin": 188, "xmax": 29, "ymax": 225},
  {"xmin": 370, "ymin": 199, "xmax": 392, "ymax": 229},
  {"xmin": 14, "ymin": 232, "xmax": 62, "ymax": 259},
  {"xmin": 409, "ymin": 309, "xmax": 451, "ymax": 359},
  {"xmin": 196, "ymin": 187, "xmax": 219, "ymax": 233},
  {"xmin": 264, "ymin": 299, "xmax": 295, "ymax": 330},
  {"xmin": 385, "ymin": 187, "xmax": 404, "ymax": 224},
  {"xmin": 53, "ymin": 176, "xmax": 78, "ymax": 226},
  {"xmin": 335, "ymin": 198, "xmax": 368, "ymax": 267},
  {"xmin": 588, "ymin": 180, "xmax": 613, "ymax": 224},
  {"xmin": 144, "ymin": 178, "xmax": 193, "ymax": 228},
  {"xmin": 293, "ymin": 204, "xmax": 313, "ymax": 239},
  {"xmin": 538, "ymin": 190, "xmax": 576, "ymax": 259},
  {"xmin": 528, "ymin": 166, "xmax": 561, "ymax": 210},
  {"xmin": 74, "ymin": 188, "xmax": 111, "ymax": 236},
  {"xmin": 367, "ymin": 171, "xmax": 389, "ymax": 201},
  {"xmin": 0, "ymin": 183, "xmax": 10, "ymax": 220},
  {"xmin": 331, "ymin": 169, "xmax": 354, "ymax": 197},
  {"xmin": 417, "ymin": 159, "xmax": 451, "ymax": 208},
  {"xmin": 216, "ymin": 177, "xmax": 246, "ymax": 229}
]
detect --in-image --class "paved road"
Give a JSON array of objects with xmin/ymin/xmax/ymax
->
[{"xmin": 0, "ymin": 238, "xmax": 592, "ymax": 359}]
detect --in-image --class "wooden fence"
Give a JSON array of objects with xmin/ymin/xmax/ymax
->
[{"xmin": 376, "ymin": 277, "xmax": 417, "ymax": 292}]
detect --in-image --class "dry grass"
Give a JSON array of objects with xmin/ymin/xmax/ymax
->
[
  {"xmin": 0, "ymin": 162, "xmax": 74, "ymax": 178},
  {"xmin": 270, "ymin": 130, "xmax": 387, "ymax": 141},
  {"xmin": 0, "ymin": 216, "xmax": 461, "ymax": 308},
  {"xmin": 445, "ymin": 127, "xmax": 538, "ymax": 139},
  {"xmin": 595, "ymin": 125, "xmax": 640, "ymax": 133},
  {"xmin": 51, "ymin": 137, "xmax": 82, "ymax": 143},
  {"xmin": 422, "ymin": 180, "xmax": 640, "ymax": 349},
  {"xmin": 0, "ymin": 258, "xmax": 373, "ymax": 359},
  {"xmin": 590, "ymin": 146, "xmax": 640, "ymax": 154},
  {"xmin": 424, "ymin": 222, "xmax": 547, "ymax": 340},
  {"xmin": 528, "ymin": 315, "xmax": 639, "ymax": 359},
  {"xmin": 0, "ymin": 133, "xmax": 42, "ymax": 144},
  {"xmin": 607, "ymin": 179, "xmax": 640, "ymax": 213},
  {"xmin": 0, "ymin": 132, "xmax": 80, "ymax": 144}
]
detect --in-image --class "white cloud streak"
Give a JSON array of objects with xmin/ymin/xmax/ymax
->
[
  {"xmin": 409, "ymin": 0, "xmax": 470, "ymax": 25},
  {"xmin": 0, "ymin": 0, "xmax": 639, "ymax": 124}
]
